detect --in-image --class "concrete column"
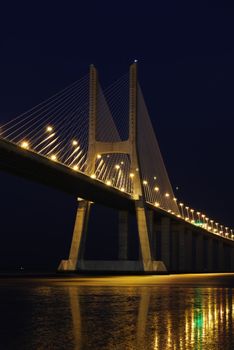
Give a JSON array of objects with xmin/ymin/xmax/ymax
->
[
  {"xmin": 147, "ymin": 210, "xmax": 154, "ymax": 258},
  {"xmin": 218, "ymin": 240, "xmax": 224, "ymax": 272},
  {"xmin": 231, "ymin": 247, "xmax": 234, "ymax": 272},
  {"xmin": 195, "ymin": 234, "xmax": 204, "ymax": 272},
  {"xmin": 118, "ymin": 211, "xmax": 128, "ymax": 260},
  {"xmin": 207, "ymin": 238, "xmax": 213, "ymax": 272},
  {"xmin": 178, "ymin": 225, "xmax": 185, "ymax": 272},
  {"xmin": 161, "ymin": 217, "xmax": 170, "ymax": 270},
  {"xmin": 185, "ymin": 230, "xmax": 193, "ymax": 272},
  {"xmin": 58, "ymin": 200, "xmax": 91, "ymax": 271},
  {"xmin": 135, "ymin": 200, "xmax": 152, "ymax": 271},
  {"xmin": 171, "ymin": 231, "xmax": 178, "ymax": 272}
]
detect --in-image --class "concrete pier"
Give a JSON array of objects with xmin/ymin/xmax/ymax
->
[
  {"xmin": 118, "ymin": 211, "xmax": 128, "ymax": 260},
  {"xmin": 161, "ymin": 217, "xmax": 170, "ymax": 270}
]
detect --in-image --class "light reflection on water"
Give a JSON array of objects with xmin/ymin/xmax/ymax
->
[{"xmin": 0, "ymin": 275, "xmax": 233, "ymax": 349}]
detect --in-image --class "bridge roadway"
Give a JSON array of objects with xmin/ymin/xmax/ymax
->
[{"xmin": 0, "ymin": 138, "xmax": 233, "ymax": 251}]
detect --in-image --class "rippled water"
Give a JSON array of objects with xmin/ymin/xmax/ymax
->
[{"xmin": 0, "ymin": 274, "xmax": 233, "ymax": 349}]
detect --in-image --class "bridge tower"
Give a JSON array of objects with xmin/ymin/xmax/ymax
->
[{"xmin": 58, "ymin": 63, "xmax": 166, "ymax": 272}]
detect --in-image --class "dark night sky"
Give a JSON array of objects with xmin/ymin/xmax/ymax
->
[{"xmin": 0, "ymin": 2, "xmax": 233, "ymax": 270}]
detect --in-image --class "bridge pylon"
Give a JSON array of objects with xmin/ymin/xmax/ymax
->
[{"xmin": 58, "ymin": 63, "xmax": 166, "ymax": 273}]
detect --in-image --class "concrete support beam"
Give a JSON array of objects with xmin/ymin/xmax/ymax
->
[
  {"xmin": 218, "ymin": 241, "xmax": 224, "ymax": 272},
  {"xmin": 58, "ymin": 200, "xmax": 91, "ymax": 271},
  {"xmin": 161, "ymin": 217, "xmax": 170, "ymax": 270},
  {"xmin": 207, "ymin": 238, "xmax": 213, "ymax": 272},
  {"xmin": 147, "ymin": 210, "xmax": 154, "ymax": 258},
  {"xmin": 231, "ymin": 247, "xmax": 234, "ymax": 272},
  {"xmin": 118, "ymin": 211, "xmax": 128, "ymax": 260},
  {"xmin": 195, "ymin": 234, "xmax": 204, "ymax": 272},
  {"xmin": 185, "ymin": 230, "xmax": 193, "ymax": 272},
  {"xmin": 135, "ymin": 200, "xmax": 152, "ymax": 271},
  {"xmin": 178, "ymin": 225, "xmax": 185, "ymax": 272},
  {"xmin": 171, "ymin": 231, "xmax": 178, "ymax": 272}
]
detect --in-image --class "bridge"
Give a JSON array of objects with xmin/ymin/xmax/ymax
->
[{"xmin": 0, "ymin": 62, "xmax": 233, "ymax": 273}]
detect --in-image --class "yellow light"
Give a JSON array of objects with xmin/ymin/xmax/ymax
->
[
  {"xmin": 72, "ymin": 140, "xmax": 78, "ymax": 146},
  {"xmin": 155, "ymin": 202, "xmax": 160, "ymax": 207},
  {"xmin": 90, "ymin": 174, "xmax": 96, "ymax": 179},
  {"xmin": 153, "ymin": 176, "xmax": 157, "ymax": 180},
  {"xmin": 106, "ymin": 180, "xmax": 111, "ymax": 186},
  {"xmin": 185, "ymin": 217, "xmax": 189, "ymax": 221},
  {"xmin": 73, "ymin": 165, "xmax": 78, "ymax": 171},
  {"xmin": 20, "ymin": 141, "xmax": 29, "ymax": 149},
  {"xmin": 179, "ymin": 203, "xmax": 184, "ymax": 207},
  {"xmin": 46, "ymin": 126, "xmax": 53, "ymax": 132},
  {"xmin": 97, "ymin": 154, "xmax": 102, "ymax": 159},
  {"xmin": 121, "ymin": 161, "xmax": 124, "ymax": 165},
  {"xmin": 120, "ymin": 187, "xmax": 125, "ymax": 192},
  {"xmin": 165, "ymin": 193, "xmax": 170, "ymax": 197},
  {"xmin": 168, "ymin": 209, "xmax": 171, "ymax": 213},
  {"xmin": 143, "ymin": 180, "xmax": 148, "ymax": 185},
  {"xmin": 115, "ymin": 164, "xmax": 120, "ymax": 169},
  {"xmin": 173, "ymin": 197, "xmax": 177, "ymax": 201},
  {"xmin": 50, "ymin": 154, "xmax": 57, "ymax": 161},
  {"xmin": 154, "ymin": 186, "xmax": 159, "ymax": 192},
  {"xmin": 129, "ymin": 173, "xmax": 134, "ymax": 178}
]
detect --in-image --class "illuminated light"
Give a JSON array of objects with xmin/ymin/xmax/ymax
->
[
  {"xmin": 136, "ymin": 168, "xmax": 139, "ymax": 171},
  {"xmin": 185, "ymin": 217, "xmax": 189, "ymax": 221},
  {"xmin": 173, "ymin": 197, "xmax": 177, "ymax": 201},
  {"xmin": 143, "ymin": 180, "xmax": 148, "ymax": 185},
  {"xmin": 168, "ymin": 209, "xmax": 172, "ymax": 213},
  {"xmin": 154, "ymin": 186, "xmax": 159, "ymax": 192},
  {"xmin": 177, "ymin": 214, "xmax": 181, "ymax": 218},
  {"xmin": 106, "ymin": 180, "xmax": 111, "ymax": 186},
  {"xmin": 115, "ymin": 164, "xmax": 120, "ymax": 170},
  {"xmin": 73, "ymin": 165, "xmax": 78, "ymax": 171},
  {"xmin": 129, "ymin": 173, "xmax": 134, "ymax": 178},
  {"xmin": 191, "ymin": 219, "xmax": 195, "ymax": 223},
  {"xmin": 225, "ymin": 232, "xmax": 228, "ymax": 237},
  {"xmin": 46, "ymin": 126, "xmax": 53, "ymax": 132},
  {"xmin": 153, "ymin": 176, "xmax": 157, "ymax": 180},
  {"xmin": 165, "ymin": 193, "xmax": 170, "ymax": 197},
  {"xmin": 77, "ymin": 197, "xmax": 83, "ymax": 201},
  {"xmin": 97, "ymin": 154, "xmax": 102, "ymax": 159},
  {"xmin": 179, "ymin": 202, "xmax": 184, "ymax": 207},
  {"xmin": 172, "ymin": 211, "xmax": 175, "ymax": 214},
  {"xmin": 197, "ymin": 211, "xmax": 200, "ymax": 215},
  {"xmin": 90, "ymin": 174, "xmax": 96, "ymax": 179},
  {"xmin": 72, "ymin": 140, "xmax": 78, "ymax": 146},
  {"xmin": 50, "ymin": 154, "xmax": 57, "ymax": 161},
  {"xmin": 190, "ymin": 209, "xmax": 194, "ymax": 212},
  {"xmin": 20, "ymin": 141, "xmax": 29, "ymax": 149},
  {"xmin": 155, "ymin": 202, "xmax": 160, "ymax": 207},
  {"xmin": 185, "ymin": 206, "xmax": 189, "ymax": 210},
  {"xmin": 120, "ymin": 187, "xmax": 125, "ymax": 192},
  {"xmin": 120, "ymin": 161, "xmax": 124, "ymax": 165}
]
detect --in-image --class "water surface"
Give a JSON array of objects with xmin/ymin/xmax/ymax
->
[{"xmin": 0, "ymin": 273, "xmax": 233, "ymax": 349}]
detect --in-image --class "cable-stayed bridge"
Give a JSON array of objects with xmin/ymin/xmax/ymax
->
[{"xmin": 0, "ymin": 63, "xmax": 233, "ymax": 273}]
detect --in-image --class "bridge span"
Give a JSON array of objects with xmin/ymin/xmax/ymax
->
[{"xmin": 0, "ymin": 62, "xmax": 233, "ymax": 273}]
